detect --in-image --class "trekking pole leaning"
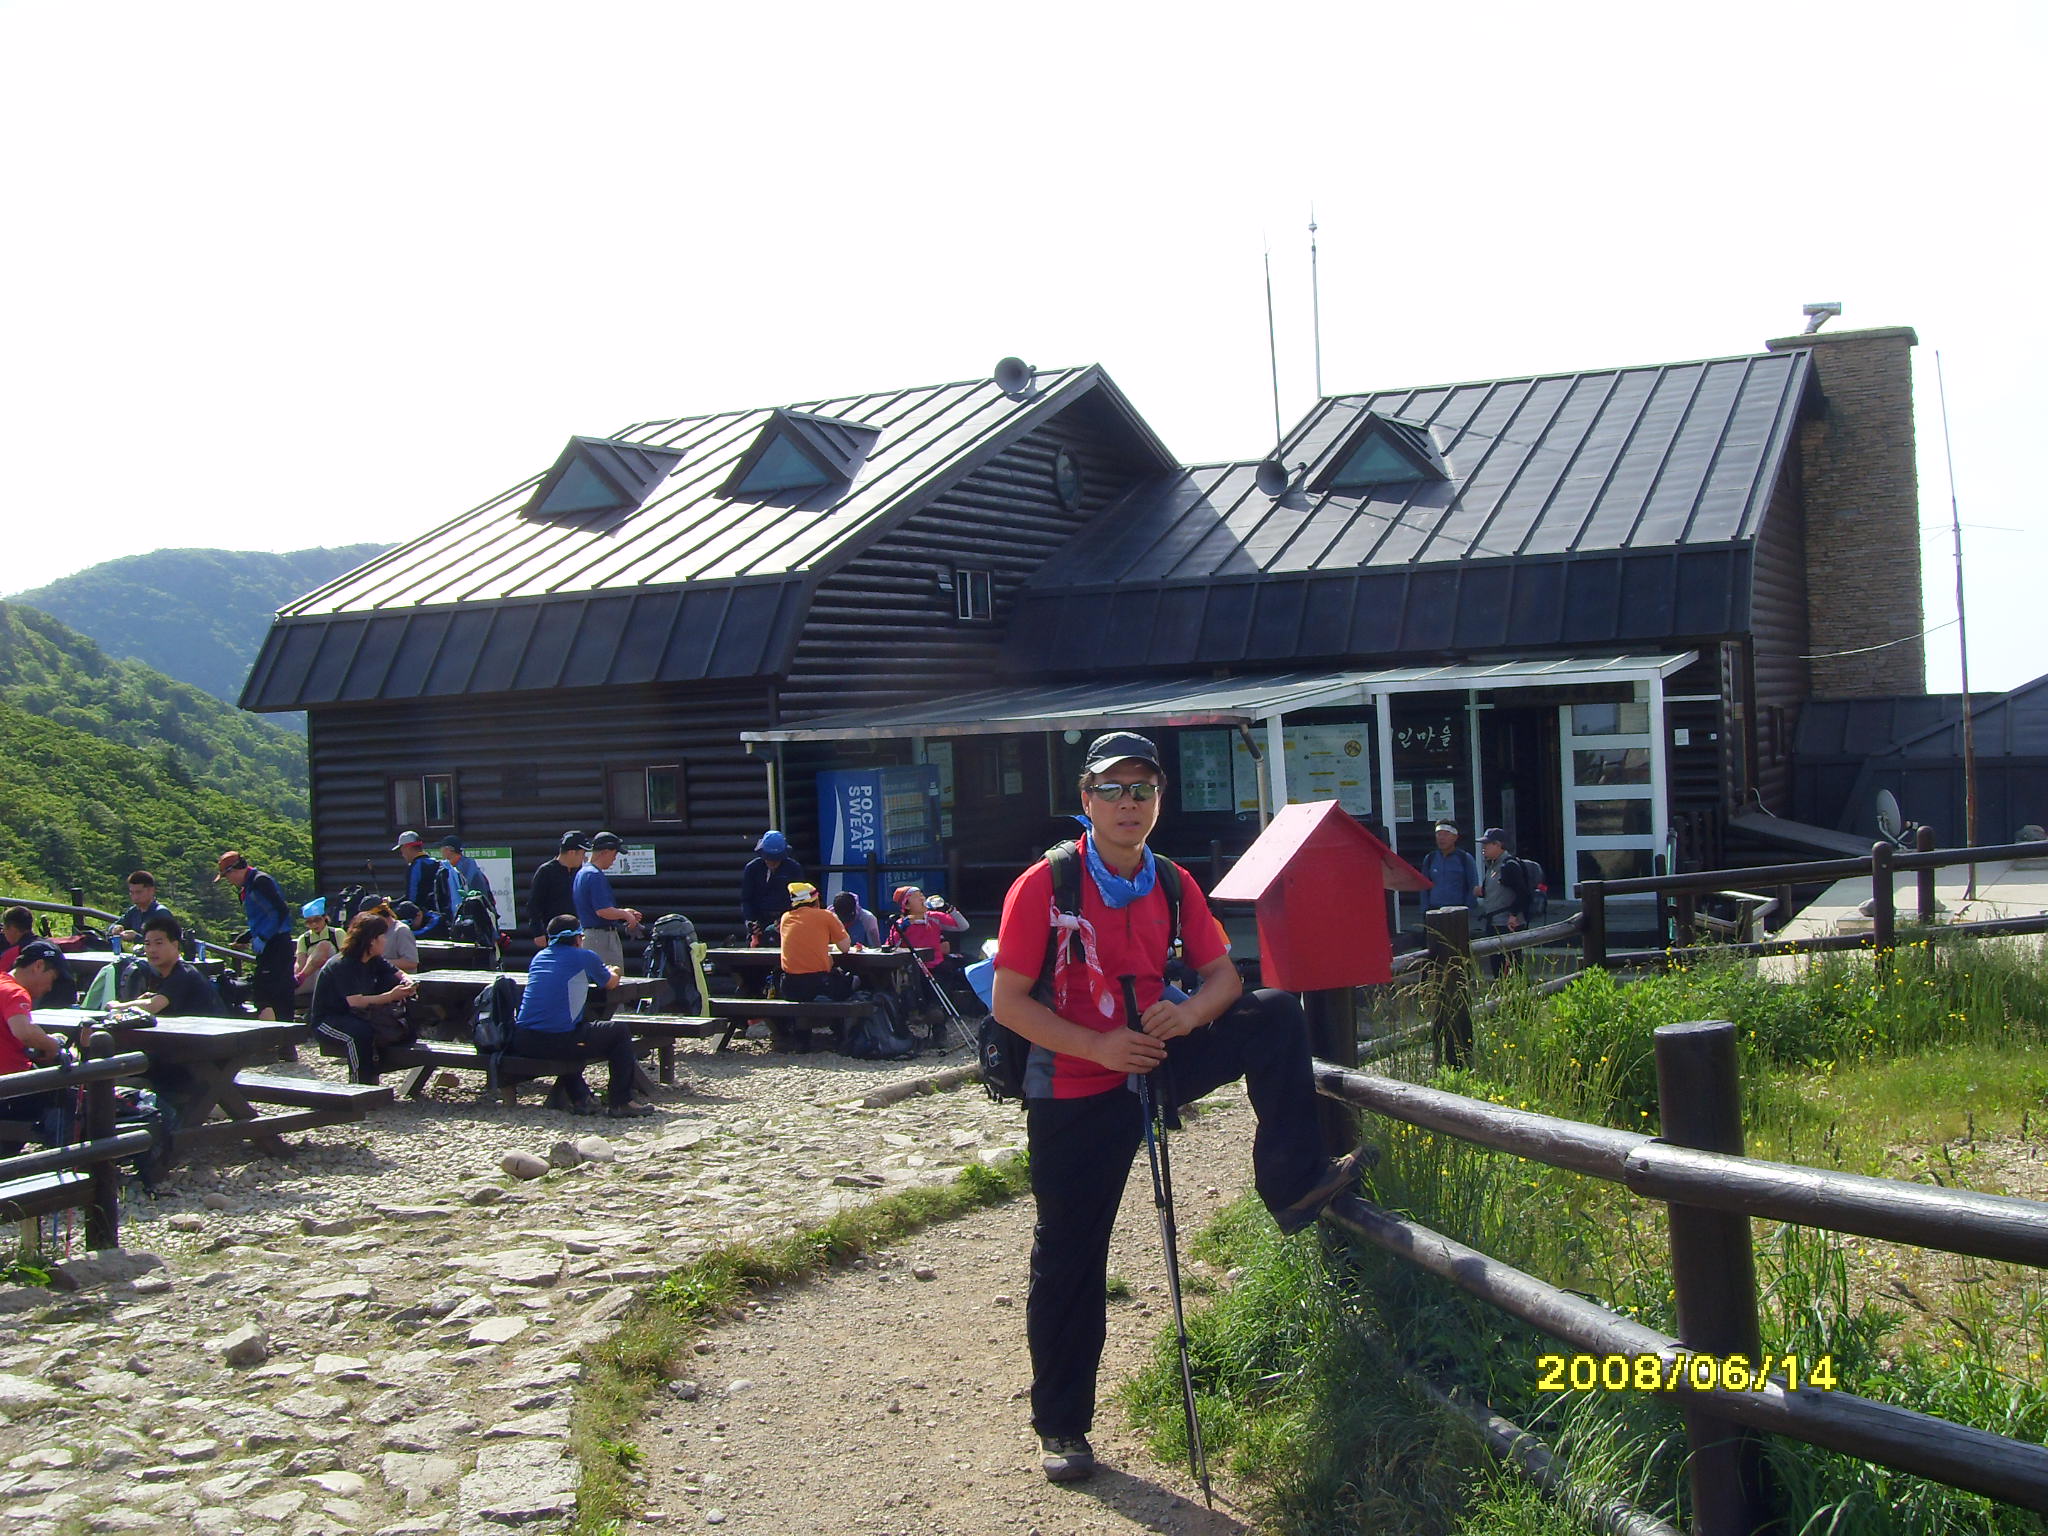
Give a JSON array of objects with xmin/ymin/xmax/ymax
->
[{"xmin": 1119, "ymin": 973, "xmax": 1212, "ymax": 1508}]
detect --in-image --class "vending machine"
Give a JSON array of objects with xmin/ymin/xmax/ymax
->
[{"xmin": 816, "ymin": 764, "xmax": 944, "ymax": 908}]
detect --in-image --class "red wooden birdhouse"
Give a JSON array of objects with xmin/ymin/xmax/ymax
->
[{"xmin": 1210, "ymin": 800, "xmax": 1430, "ymax": 991}]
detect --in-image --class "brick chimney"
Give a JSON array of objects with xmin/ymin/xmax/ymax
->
[{"xmin": 1764, "ymin": 325, "xmax": 1923, "ymax": 698}]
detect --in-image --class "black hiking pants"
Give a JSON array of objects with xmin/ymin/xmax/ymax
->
[
  {"xmin": 508, "ymin": 1021, "xmax": 638, "ymax": 1107},
  {"xmin": 1023, "ymin": 987, "xmax": 1327, "ymax": 1438}
]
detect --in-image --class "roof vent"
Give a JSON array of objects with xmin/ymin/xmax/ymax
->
[
  {"xmin": 1310, "ymin": 411, "xmax": 1448, "ymax": 494},
  {"xmin": 721, "ymin": 409, "xmax": 882, "ymax": 500},
  {"xmin": 521, "ymin": 437, "xmax": 685, "ymax": 525},
  {"xmin": 994, "ymin": 357, "xmax": 1036, "ymax": 398}
]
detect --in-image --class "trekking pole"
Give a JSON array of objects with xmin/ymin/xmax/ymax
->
[{"xmin": 1118, "ymin": 974, "xmax": 1212, "ymax": 1508}]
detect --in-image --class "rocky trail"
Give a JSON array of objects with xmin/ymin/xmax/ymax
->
[{"xmin": 0, "ymin": 1043, "xmax": 1273, "ymax": 1536}]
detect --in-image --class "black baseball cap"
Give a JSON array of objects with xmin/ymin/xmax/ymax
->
[
  {"xmin": 438, "ymin": 836, "xmax": 464, "ymax": 853},
  {"xmin": 559, "ymin": 830, "xmax": 593, "ymax": 851},
  {"xmin": 1082, "ymin": 731, "xmax": 1162, "ymax": 775},
  {"xmin": 11, "ymin": 939, "xmax": 70, "ymax": 975},
  {"xmin": 591, "ymin": 831, "xmax": 624, "ymax": 851}
]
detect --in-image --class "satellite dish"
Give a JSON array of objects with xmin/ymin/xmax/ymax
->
[
  {"xmin": 993, "ymin": 357, "xmax": 1036, "ymax": 397},
  {"xmin": 1876, "ymin": 788, "xmax": 1904, "ymax": 843},
  {"xmin": 1254, "ymin": 457, "xmax": 1290, "ymax": 498}
]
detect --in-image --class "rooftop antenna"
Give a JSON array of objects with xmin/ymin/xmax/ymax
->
[
  {"xmin": 1801, "ymin": 301, "xmax": 1842, "ymax": 335},
  {"xmin": 1262, "ymin": 241, "xmax": 1284, "ymax": 452},
  {"xmin": 1936, "ymin": 349, "xmax": 1980, "ymax": 899},
  {"xmin": 1309, "ymin": 205, "xmax": 1323, "ymax": 398}
]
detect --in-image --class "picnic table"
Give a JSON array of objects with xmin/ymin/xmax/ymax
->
[
  {"xmin": 407, "ymin": 969, "xmax": 662, "ymax": 1014},
  {"xmin": 701, "ymin": 946, "xmax": 917, "ymax": 984},
  {"xmin": 696, "ymin": 947, "xmax": 921, "ymax": 1051},
  {"xmin": 33, "ymin": 1009, "xmax": 391, "ymax": 1161},
  {"xmin": 416, "ymin": 939, "xmax": 501, "ymax": 972},
  {"xmin": 58, "ymin": 950, "xmax": 228, "ymax": 986}
]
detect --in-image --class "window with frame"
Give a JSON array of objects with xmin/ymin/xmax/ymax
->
[
  {"xmin": 953, "ymin": 568, "xmax": 993, "ymax": 622},
  {"xmin": 607, "ymin": 765, "xmax": 685, "ymax": 827},
  {"xmin": 393, "ymin": 774, "xmax": 458, "ymax": 829}
]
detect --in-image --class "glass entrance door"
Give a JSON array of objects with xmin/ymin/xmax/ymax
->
[{"xmin": 1561, "ymin": 687, "xmax": 1667, "ymax": 901}]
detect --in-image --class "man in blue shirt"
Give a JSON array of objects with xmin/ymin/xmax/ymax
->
[
  {"xmin": 111, "ymin": 870, "xmax": 174, "ymax": 946},
  {"xmin": 512, "ymin": 916, "xmax": 651, "ymax": 1118},
  {"xmin": 572, "ymin": 832, "xmax": 644, "ymax": 973},
  {"xmin": 438, "ymin": 838, "xmax": 494, "ymax": 911},
  {"xmin": 216, "ymin": 849, "xmax": 295, "ymax": 1020},
  {"xmin": 1419, "ymin": 822, "xmax": 1481, "ymax": 924}
]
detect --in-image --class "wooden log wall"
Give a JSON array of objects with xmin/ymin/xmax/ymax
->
[{"xmin": 305, "ymin": 683, "xmax": 775, "ymax": 940}]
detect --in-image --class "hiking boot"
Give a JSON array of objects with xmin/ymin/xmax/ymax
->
[
  {"xmin": 1272, "ymin": 1142, "xmax": 1381, "ymax": 1236},
  {"xmin": 1039, "ymin": 1434, "xmax": 1096, "ymax": 1483},
  {"xmin": 605, "ymin": 1102, "xmax": 655, "ymax": 1119}
]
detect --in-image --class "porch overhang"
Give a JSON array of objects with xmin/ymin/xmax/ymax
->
[{"xmin": 741, "ymin": 653, "xmax": 1699, "ymax": 744}]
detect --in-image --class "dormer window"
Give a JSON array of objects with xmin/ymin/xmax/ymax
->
[
  {"xmin": 1313, "ymin": 411, "xmax": 1449, "ymax": 493},
  {"xmin": 522, "ymin": 437, "xmax": 683, "ymax": 524},
  {"xmin": 722, "ymin": 408, "xmax": 881, "ymax": 500}
]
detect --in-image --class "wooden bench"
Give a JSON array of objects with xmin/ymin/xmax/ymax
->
[
  {"xmin": 703, "ymin": 996, "xmax": 877, "ymax": 1052},
  {"xmin": 235, "ymin": 1072, "xmax": 394, "ymax": 1119},
  {"xmin": 0, "ymin": 1169, "xmax": 93, "ymax": 1223}
]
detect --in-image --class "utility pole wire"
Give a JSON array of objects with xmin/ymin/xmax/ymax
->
[{"xmin": 1936, "ymin": 350, "xmax": 1979, "ymax": 896}]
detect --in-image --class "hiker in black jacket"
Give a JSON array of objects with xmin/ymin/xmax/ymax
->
[{"xmin": 526, "ymin": 831, "xmax": 590, "ymax": 947}]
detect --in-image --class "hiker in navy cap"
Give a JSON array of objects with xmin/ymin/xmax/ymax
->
[
  {"xmin": 740, "ymin": 829, "xmax": 806, "ymax": 945},
  {"xmin": 437, "ymin": 837, "xmax": 495, "ymax": 915}
]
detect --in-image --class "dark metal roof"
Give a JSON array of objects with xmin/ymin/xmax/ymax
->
[
  {"xmin": 1008, "ymin": 545, "xmax": 1751, "ymax": 673},
  {"xmin": 1006, "ymin": 349, "xmax": 1809, "ymax": 672},
  {"xmin": 1028, "ymin": 349, "xmax": 1809, "ymax": 587},
  {"xmin": 521, "ymin": 437, "xmax": 687, "ymax": 526},
  {"xmin": 240, "ymin": 580, "xmax": 807, "ymax": 710},
  {"xmin": 282, "ymin": 366, "xmax": 1109, "ymax": 617},
  {"xmin": 1792, "ymin": 695, "xmax": 1986, "ymax": 758}
]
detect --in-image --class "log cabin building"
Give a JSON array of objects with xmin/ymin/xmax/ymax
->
[{"xmin": 242, "ymin": 325, "xmax": 1924, "ymax": 937}]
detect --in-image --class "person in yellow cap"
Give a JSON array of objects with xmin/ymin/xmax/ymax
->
[{"xmin": 775, "ymin": 882, "xmax": 850, "ymax": 1053}]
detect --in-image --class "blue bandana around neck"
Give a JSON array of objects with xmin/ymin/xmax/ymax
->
[{"xmin": 1083, "ymin": 834, "xmax": 1158, "ymax": 909}]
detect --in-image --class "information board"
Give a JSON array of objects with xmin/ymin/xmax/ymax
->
[
  {"xmin": 1178, "ymin": 730, "xmax": 1235, "ymax": 813},
  {"xmin": 1227, "ymin": 722, "xmax": 1373, "ymax": 816},
  {"xmin": 469, "ymin": 846, "xmax": 515, "ymax": 928}
]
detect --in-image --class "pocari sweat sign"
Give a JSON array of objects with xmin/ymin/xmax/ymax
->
[{"xmin": 817, "ymin": 764, "xmax": 942, "ymax": 907}]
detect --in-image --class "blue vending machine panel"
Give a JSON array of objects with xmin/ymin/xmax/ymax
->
[{"xmin": 817, "ymin": 764, "xmax": 943, "ymax": 908}]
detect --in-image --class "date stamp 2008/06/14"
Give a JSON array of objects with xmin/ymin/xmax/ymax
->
[{"xmin": 1536, "ymin": 1353, "xmax": 1838, "ymax": 1394}]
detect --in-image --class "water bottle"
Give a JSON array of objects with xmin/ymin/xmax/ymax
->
[{"xmin": 108, "ymin": 931, "xmax": 122, "ymax": 957}]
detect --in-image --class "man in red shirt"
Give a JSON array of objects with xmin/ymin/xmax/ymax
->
[
  {"xmin": 991, "ymin": 731, "xmax": 1370, "ymax": 1484},
  {"xmin": 0, "ymin": 940, "xmax": 70, "ymax": 1075}
]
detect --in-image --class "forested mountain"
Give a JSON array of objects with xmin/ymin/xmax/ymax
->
[
  {"xmin": 0, "ymin": 602, "xmax": 307, "ymax": 822},
  {"xmin": 11, "ymin": 544, "xmax": 387, "ymax": 709},
  {"xmin": 0, "ymin": 696, "xmax": 310, "ymax": 940}
]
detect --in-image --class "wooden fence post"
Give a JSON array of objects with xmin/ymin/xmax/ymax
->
[
  {"xmin": 1653, "ymin": 855, "xmax": 1671, "ymax": 949},
  {"xmin": 1673, "ymin": 890, "xmax": 1697, "ymax": 951},
  {"xmin": 69, "ymin": 889, "xmax": 85, "ymax": 935},
  {"xmin": 1580, "ymin": 881, "xmax": 1607, "ymax": 970},
  {"xmin": 82, "ymin": 1037, "xmax": 119, "ymax": 1251},
  {"xmin": 1871, "ymin": 842, "xmax": 1896, "ymax": 954},
  {"xmin": 1424, "ymin": 906, "xmax": 1473, "ymax": 1070},
  {"xmin": 1302, "ymin": 986, "xmax": 1360, "ymax": 1159},
  {"xmin": 1916, "ymin": 826, "xmax": 1938, "ymax": 924},
  {"xmin": 1655, "ymin": 1020, "xmax": 1771, "ymax": 1536}
]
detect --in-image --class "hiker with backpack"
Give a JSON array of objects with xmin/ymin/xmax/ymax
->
[
  {"xmin": 988, "ymin": 731, "xmax": 1373, "ymax": 1485},
  {"xmin": 1476, "ymin": 826, "xmax": 1535, "ymax": 973},
  {"xmin": 394, "ymin": 832, "xmax": 460, "ymax": 939},
  {"xmin": 513, "ymin": 916, "xmax": 653, "ymax": 1119},
  {"xmin": 309, "ymin": 913, "xmax": 419, "ymax": 1085}
]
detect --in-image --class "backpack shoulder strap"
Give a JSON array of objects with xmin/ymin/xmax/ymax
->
[
  {"xmin": 1035, "ymin": 841, "xmax": 1083, "ymax": 993},
  {"xmin": 1154, "ymin": 856, "xmax": 1184, "ymax": 960}
]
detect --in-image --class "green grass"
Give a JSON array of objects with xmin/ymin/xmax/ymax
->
[
  {"xmin": 567, "ymin": 1152, "xmax": 1031, "ymax": 1535},
  {"xmin": 1125, "ymin": 937, "xmax": 2048, "ymax": 1534}
]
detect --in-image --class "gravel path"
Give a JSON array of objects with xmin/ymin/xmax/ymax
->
[{"xmin": 631, "ymin": 1085, "xmax": 1267, "ymax": 1536}]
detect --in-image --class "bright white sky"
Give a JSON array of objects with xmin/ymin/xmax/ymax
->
[{"xmin": 4, "ymin": 1, "xmax": 2041, "ymax": 692}]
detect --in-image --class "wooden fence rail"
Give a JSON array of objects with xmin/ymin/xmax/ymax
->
[
  {"xmin": 0, "ymin": 1045, "xmax": 152, "ymax": 1249},
  {"xmin": 1312, "ymin": 1020, "xmax": 2048, "ymax": 1527}
]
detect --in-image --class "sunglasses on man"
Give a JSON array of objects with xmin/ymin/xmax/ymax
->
[{"xmin": 1083, "ymin": 781, "xmax": 1160, "ymax": 802}]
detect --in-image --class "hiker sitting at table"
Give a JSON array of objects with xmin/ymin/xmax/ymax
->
[
  {"xmin": 775, "ymin": 883, "xmax": 851, "ymax": 1053},
  {"xmin": 112, "ymin": 870, "xmax": 174, "ymax": 946},
  {"xmin": 0, "ymin": 908, "xmax": 32, "ymax": 972},
  {"xmin": 366, "ymin": 898, "xmax": 421, "ymax": 973},
  {"xmin": 310, "ymin": 913, "xmax": 419, "ymax": 1086},
  {"xmin": 0, "ymin": 940, "xmax": 71, "ymax": 1154},
  {"xmin": 110, "ymin": 915, "xmax": 224, "ymax": 1019},
  {"xmin": 890, "ymin": 885, "xmax": 971, "ymax": 999},
  {"xmin": 831, "ymin": 889, "xmax": 880, "ymax": 949},
  {"xmin": 512, "ymin": 916, "xmax": 652, "ymax": 1119},
  {"xmin": 294, "ymin": 898, "xmax": 338, "ymax": 1005}
]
